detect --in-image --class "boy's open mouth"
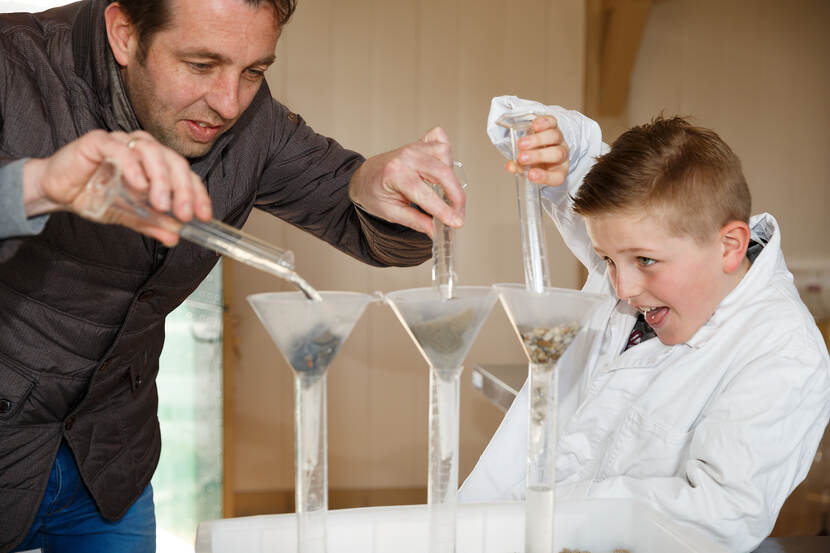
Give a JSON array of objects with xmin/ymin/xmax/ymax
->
[{"xmin": 639, "ymin": 305, "xmax": 669, "ymax": 327}]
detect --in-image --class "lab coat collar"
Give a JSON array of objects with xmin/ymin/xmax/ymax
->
[
  {"xmin": 686, "ymin": 213, "xmax": 783, "ymax": 348},
  {"xmin": 602, "ymin": 301, "xmax": 681, "ymax": 371}
]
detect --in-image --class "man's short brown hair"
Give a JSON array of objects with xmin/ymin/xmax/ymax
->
[
  {"xmin": 572, "ymin": 116, "xmax": 751, "ymax": 243},
  {"xmin": 113, "ymin": 0, "xmax": 296, "ymax": 62}
]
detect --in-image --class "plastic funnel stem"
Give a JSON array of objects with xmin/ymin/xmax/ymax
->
[
  {"xmin": 525, "ymin": 362, "xmax": 557, "ymax": 553},
  {"xmin": 428, "ymin": 366, "xmax": 461, "ymax": 553},
  {"xmin": 295, "ymin": 373, "xmax": 327, "ymax": 553},
  {"xmin": 525, "ymin": 485, "xmax": 555, "ymax": 553}
]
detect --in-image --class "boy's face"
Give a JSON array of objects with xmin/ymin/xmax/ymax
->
[
  {"xmin": 585, "ymin": 211, "xmax": 737, "ymax": 345},
  {"xmin": 112, "ymin": 0, "xmax": 280, "ymax": 158}
]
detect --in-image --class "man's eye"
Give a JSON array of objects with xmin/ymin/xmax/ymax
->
[
  {"xmin": 603, "ymin": 256, "xmax": 615, "ymax": 267},
  {"xmin": 188, "ymin": 62, "xmax": 211, "ymax": 72},
  {"xmin": 638, "ymin": 256, "xmax": 656, "ymax": 267}
]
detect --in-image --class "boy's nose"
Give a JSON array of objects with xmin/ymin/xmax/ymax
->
[{"xmin": 613, "ymin": 266, "xmax": 642, "ymax": 301}]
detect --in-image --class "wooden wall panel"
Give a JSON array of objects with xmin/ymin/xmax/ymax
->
[{"xmin": 629, "ymin": 0, "xmax": 830, "ymax": 260}]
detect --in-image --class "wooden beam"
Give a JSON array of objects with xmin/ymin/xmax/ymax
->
[{"xmin": 597, "ymin": 0, "xmax": 653, "ymax": 117}]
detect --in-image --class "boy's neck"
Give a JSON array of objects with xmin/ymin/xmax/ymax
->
[{"xmin": 724, "ymin": 255, "xmax": 753, "ymax": 299}]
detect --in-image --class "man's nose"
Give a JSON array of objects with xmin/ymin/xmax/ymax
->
[{"xmin": 207, "ymin": 72, "xmax": 241, "ymax": 121}]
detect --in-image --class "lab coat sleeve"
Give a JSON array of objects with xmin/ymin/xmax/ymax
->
[
  {"xmin": 578, "ymin": 336, "xmax": 830, "ymax": 553},
  {"xmin": 458, "ymin": 377, "xmax": 529, "ymax": 502}
]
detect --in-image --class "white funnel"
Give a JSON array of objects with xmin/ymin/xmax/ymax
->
[
  {"xmin": 385, "ymin": 286, "xmax": 497, "ymax": 372},
  {"xmin": 386, "ymin": 286, "xmax": 497, "ymax": 553},
  {"xmin": 495, "ymin": 284, "xmax": 604, "ymax": 365},
  {"xmin": 494, "ymin": 283, "xmax": 604, "ymax": 553},
  {"xmin": 248, "ymin": 291, "xmax": 374, "ymax": 553},
  {"xmin": 248, "ymin": 291, "xmax": 371, "ymax": 380}
]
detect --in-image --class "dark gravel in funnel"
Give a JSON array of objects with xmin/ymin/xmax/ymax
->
[{"xmin": 288, "ymin": 324, "xmax": 343, "ymax": 377}]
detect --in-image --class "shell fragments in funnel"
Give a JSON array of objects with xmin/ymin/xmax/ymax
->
[
  {"xmin": 247, "ymin": 291, "xmax": 373, "ymax": 380},
  {"xmin": 386, "ymin": 286, "xmax": 498, "ymax": 371},
  {"xmin": 495, "ymin": 284, "xmax": 605, "ymax": 365}
]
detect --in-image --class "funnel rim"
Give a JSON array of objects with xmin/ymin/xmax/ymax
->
[
  {"xmin": 384, "ymin": 284, "xmax": 496, "ymax": 300},
  {"xmin": 247, "ymin": 290, "xmax": 377, "ymax": 306},
  {"xmin": 492, "ymin": 282, "xmax": 606, "ymax": 302}
]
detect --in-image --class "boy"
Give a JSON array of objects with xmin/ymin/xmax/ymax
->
[{"xmin": 460, "ymin": 96, "xmax": 830, "ymax": 552}]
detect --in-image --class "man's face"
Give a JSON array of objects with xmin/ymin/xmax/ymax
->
[
  {"xmin": 585, "ymin": 211, "xmax": 733, "ymax": 345},
  {"xmin": 121, "ymin": 0, "xmax": 280, "ymax": 158}
]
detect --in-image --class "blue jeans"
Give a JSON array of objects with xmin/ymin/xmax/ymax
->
[{"xmin": 14, "ymin": 441, "xmax": 156, "ymax": 553}]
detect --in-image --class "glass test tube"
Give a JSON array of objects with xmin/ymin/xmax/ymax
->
[
  {"xmin": 496, "ymin": 113, "xmax": 551, "ymax": 294},
  {"xmin": 428, "ymin": 365, "xmax": 462, "ymax": 553},
  {"xmin": 496, "ymin": 113, "xmax": 558, "ymax": 553},
  {"xmin": 81, "ymin": 159, "xmax": 321, "ymax": 300},
  {"xmin": 431, "ymin": 161, "xmax": 467, "ymax": 301}
]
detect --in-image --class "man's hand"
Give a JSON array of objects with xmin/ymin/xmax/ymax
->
[
  {"xmin": 22, "ymin": 130, "xmax": 212, "ymax": 245},
  {"xmin": 506, "ymin": 115, "xmax": 570, "ymax": 187},
  {"xmin": 347, "ymin": 127, "xmax": 465, "ymax": 238}
]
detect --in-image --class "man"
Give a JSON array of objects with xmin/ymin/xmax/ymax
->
[{"xmin": 0, "ymin": 1, "xmax": 464, "ymax": 551}]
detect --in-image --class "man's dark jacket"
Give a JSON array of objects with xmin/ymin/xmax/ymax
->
[{"xmin": 0, "ymin": 1, "xmax": 430, "ymax": 550}]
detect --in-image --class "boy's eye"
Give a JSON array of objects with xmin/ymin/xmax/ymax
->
[
  {"xmin": 603, "ymin": 256, "xmax": 615, "ymax": 267},
  {"xmin": 638, "ymin": 256, "xmax": 656, "ymax": 267}
]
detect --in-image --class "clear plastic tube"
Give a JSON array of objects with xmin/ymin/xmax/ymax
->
[
  {"xmin": 431, "ymin": 161, "xmax": 467, "ymax": 301},
  {"xmin": 82, "ymin": 159, "xmax": 321, "ymax": 301},
  {"xmin": 428, "ymin": 366, "xmax": 461, "ymax": 553},
  {"xmin": 296, "ymin": 373, "xmax": 327, "ymax": 553},
  {"xmin": 496, "ymin": 113, "xmax": 551, "ymax": 294}
]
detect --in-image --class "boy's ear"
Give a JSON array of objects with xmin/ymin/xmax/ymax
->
[
  {"xmin": 105, "ymin": 3, "xmax": 136, "ymax": 67},
  {"xmin": 720, "ymin": 220, "xmax": 751, "ymax": 273}
]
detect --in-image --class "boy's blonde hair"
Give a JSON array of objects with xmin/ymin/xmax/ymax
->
[{"xmin": 572, "ymin": 117, "xmax": 751, "ymax": 243}]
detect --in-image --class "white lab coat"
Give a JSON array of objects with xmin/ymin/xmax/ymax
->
[{"xmin": 460, "ymin": 97, "xmax": 830, "ymax": 553}]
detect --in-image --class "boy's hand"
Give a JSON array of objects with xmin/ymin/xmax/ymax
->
[{"xmin": 505, "ymin": 115, "xmax": 569, "ymax": 187}]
